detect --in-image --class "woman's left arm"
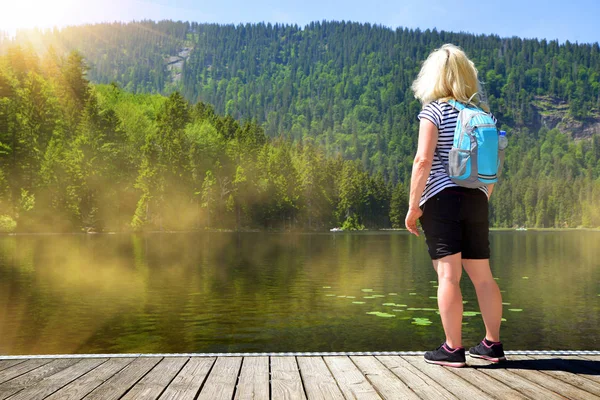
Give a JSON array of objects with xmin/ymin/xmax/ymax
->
[{"xmin": 405, "ymin": 118, "xmax": 438, "ymax": 236}]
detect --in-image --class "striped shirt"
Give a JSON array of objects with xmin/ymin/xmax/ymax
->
[{"xmin": 417, "ymin": 100, "xmax": 495, "ymax": 207}]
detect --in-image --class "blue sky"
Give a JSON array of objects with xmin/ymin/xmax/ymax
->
[{"xmin": 3, "ymin": 0, "xmax": 599, "ymax": 44}]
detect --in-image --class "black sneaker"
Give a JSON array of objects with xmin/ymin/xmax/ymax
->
[
  {"xmin": 424, "ymin": 343, "xmax": 466, "ymax": 367},
  {"xmin": 469, "ymin": 339, "xmax": 506, "ymax": 362}
]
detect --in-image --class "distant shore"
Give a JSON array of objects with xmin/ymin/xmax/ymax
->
[{"xmin": 2, "ymin": 227, "xmax": 600, "ymax": 236}]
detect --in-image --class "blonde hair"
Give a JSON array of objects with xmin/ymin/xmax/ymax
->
[{"xmin": 412, "ymin": 44, "xmax": 489, "ymax": 112}]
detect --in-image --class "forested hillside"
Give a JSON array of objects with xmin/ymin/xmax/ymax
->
[
  {"xmin": 1, "ymin": 21, "xmax": 600, "ymax": 230},
  {"xmin": 0, "ymin": 49, "xmax": 393, "ymax": 232}
]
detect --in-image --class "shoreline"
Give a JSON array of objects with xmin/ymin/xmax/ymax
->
[{"xmin": 2, "ymin": 227, "xmax": 600, "ymax": 236}]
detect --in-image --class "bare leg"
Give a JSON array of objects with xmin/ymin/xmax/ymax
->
[
  {"xmin": 463, "ymin": 259, "xmax": 502, "ymax": 342},
  {"xmin": 433, "ymin": 252, "xmax": 464, "ymax": 349}
]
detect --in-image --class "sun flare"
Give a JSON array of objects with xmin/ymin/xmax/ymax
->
[{"xmin": 1, "ymin": 0, "xmax": 93, "ymax": 34}]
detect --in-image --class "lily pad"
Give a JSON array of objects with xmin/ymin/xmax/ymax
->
[
  {"xmin": 508, "ymin": 308, "xmax": 523, "ymax": 312},
  {"xmin": 388, "ymin": 293, "xmax": 398, "ymax": 296},
  {"xmin": 366, "ymin": 311, "xmax": 395, "ymax": 318},
  {"xmin": 382, "ymin": 303, "xmax": 396, "ymax": 306},
  {"xmin": 361, "ymin": 288, "xmax": 374, "ymax": 292},
  {"xmin": 462, "ymin": 301, "xmax": 468, "ymax": 304},
  {"xmin": 429, "ymin": 296, "xmax": 438, "ymax": 299},
  {"xmin": 502, "ymin": 302, "xmax": 511, "ymax": 305},
  {"xmin": 363, "ymin": 296, "xmax": 375, "ymax": 299},
  {"xmin": 429, "ymin": 281, "xmax": 437, "ymax": 284},
  {"xmin": 522, "ymin": 277, "xmax": 529, "ymax": 279},
  {"xmin": 422, "ymin": 308, "xmax": 437, "ymax": 311},
  {"xmin": 337, "ymin": 295, "xmax": 347, "ymax": 298},
  {"xmin": 392, "ymin": 309, "xmax": 405, "ymax": 312},
  {"xmin": 412, "ymin": 317, "xmax": 433, "ymax": 326},
  {"xmin": 373, "ymin": 295, "xmax": 386, "ymax": 298},
  {"xmin": 322, "ymin": 286, "xmax": 332, "ymax": 289},
  {"xmin": 407, "ymin": 307, "xmax": 422, "ymax": 311},
  {"xmin": 409, "ymin": 293, "xmax": 417, "ymax": 296},
  {"xmin": 463, "ymin": 311, "xmax": 480, "ymax": 317},
  {"xmin": 325, "ymin": 294, "xmax": 336, "ymax": 297},
  {"xmin": 352, "ymin": 301, "xmax": 366, "ymax": 304}
]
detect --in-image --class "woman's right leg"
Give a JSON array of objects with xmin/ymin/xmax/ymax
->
[{"xmin": 462, "ymin": 259, "xmax": 502, "ymax": 342}]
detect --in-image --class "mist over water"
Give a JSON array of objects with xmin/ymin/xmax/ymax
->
[{"xmin": 0, "ymin": 231, "xmax": 598, "ymax": 355}]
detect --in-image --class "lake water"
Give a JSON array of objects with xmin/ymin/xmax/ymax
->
[{"xmin": 0, "ymin": 231, "xmax": 598, "ymax": 355}]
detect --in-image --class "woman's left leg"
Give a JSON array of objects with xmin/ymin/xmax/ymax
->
[{"xmin": 433, "ymin": 252, "xmax": 464, "ymax": 349}]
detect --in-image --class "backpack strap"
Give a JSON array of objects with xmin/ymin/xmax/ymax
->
[
  {"xmin": 447, "ymin": 99, "xmax": 465, "ymax": 111},
  {"xmin": 448, "ymin": 92, "xmax": 480, "ymax": 111}
]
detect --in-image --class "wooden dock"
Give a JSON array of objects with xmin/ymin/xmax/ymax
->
[{"xmin": 0, "ymin": 353, "xmax": 598, "ymax": 399}]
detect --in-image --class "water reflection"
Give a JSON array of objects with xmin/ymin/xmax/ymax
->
[{"xmin": 0, "ymin": 231, "xmax": 598, "ymax": 355}]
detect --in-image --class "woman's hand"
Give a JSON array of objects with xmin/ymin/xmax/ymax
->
[{"xmin": 405, "ymin": 207, "xmax": 423, "ymax": 236}]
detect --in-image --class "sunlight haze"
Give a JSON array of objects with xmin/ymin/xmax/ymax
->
[{"xmin": 1, "ymin": 0, "xmax": 598, "ymax": 44}]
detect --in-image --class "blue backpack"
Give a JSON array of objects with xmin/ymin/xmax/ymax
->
[{"xmin": 441, "ymin": 98, "xmax": 503, "ymax": 188}]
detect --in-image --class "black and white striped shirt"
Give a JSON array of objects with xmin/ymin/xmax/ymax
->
[{"xmin": 417, "ymin": 100, "xmax": 493, "ymax": 207}]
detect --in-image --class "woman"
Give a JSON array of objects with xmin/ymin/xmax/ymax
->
[{"xmin": 405, "ymin": 44, "xmax": 505, "ymax": 367}]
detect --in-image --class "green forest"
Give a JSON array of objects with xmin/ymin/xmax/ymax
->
[{"xmin": 1, "ymin": 20, "xmax": 600, "ymax": 231}]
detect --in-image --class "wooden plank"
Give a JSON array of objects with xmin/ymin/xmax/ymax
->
[
  {"xmin": 324, "ymin": 356, "xmax": 381, "ymax": 400},
  {"xmin": 579, "ymin": 355, "xmax": 600, "ymax": 363},
  {"xmin": 121, "ymin": 357, "xmax": 188, "ymax": 400},
  {"xmin": 159, "ymin": 357, "xmax": 215, "ymax": 400},
  {"xmin": 377, "ymin": 356, "xmax": 459, "ymax": 400},
  {"xmin": 533, "ymin": 356, "xmax": 600, "ymax": 384},
  {"xmin": 350, "ymin": 356, "xmax": 419, "ymax": 400},
  {"xmin": 508, "ymin": 355, "xmax": 599, "ymax": 400},
  {"xmin": 196, "ymin": 357, "xmax": 242, "ymax": 400},
  {"xmin": 297, "ymin": 357, "xmax": 345, "ymax": 400},
  {"xmin": 0, "ymin": 359, "xmax": 53, "ymax": 385},
  {"xmin": 84, "ymin": 357, "xmax": 162, "ymax": 400},
  {"xmin": 45, "ymin": 358, "xmax": 136, "ymax": 400},
  {"xmin": 0, "ymin": 358, "xmax": 80, "ymax": 400},
  {"xmin": 443, "ymin": 359, "xmax": 527, "ymax": 400},
  {"xmin": 8, "ymin": 358, "xmax": 107, "ymax": 400},
  {"xmin": 402, "ymin": 356, "xmax": 494, "ymax": 399},
  {"xmin": 270, "ymin": 357, "xmax": 306, "ymax": 400},
  {"xmin": 234, "ymin": 356, "xmax": 269, "ymax": 400},
  {"xmin": 467, "ymin": 357, "xmax": 565, "ymax": 399},
  {"xmin": 519, "ymin": 356, "xmax": 600, "ymax": 397},
  {"xmin": 0, "ymin": 360, "xmax": 26, "ymax": 373}
]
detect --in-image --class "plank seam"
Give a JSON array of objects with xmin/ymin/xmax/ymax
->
[
  {"xmin": 475, "ymin": 364, "xmax": 563, "ymax": 399},
  {"xmin": 192, "ymin": 356, "xmax": 217, "ymax": 400},
  {"xmin": 0, "ymin": 359, "xmax": 54, "ymax": 385},
  {"xmin": 0, "ymin": 361, "xmax": 26, "ymax": 374},
  {"xmin": 294, "ymin": 357, "xmax": 309, "ymax": 400},
  {"xmin": 155, "ymin": 357, "xmax": 191, "ymax": 400},
  {"xmin": 116, "ymin": 356, "xmax": 163, "ymax": 400},
  {"xmin": 500, "ymin": 358, "xmax": 595, "ymax": 399},
  {"xmin": 230, "ymin": 356, "xmax": 244, "ymax": 400},
  {"xmin": 321, "ymin": 356, "xmax": 349, "ymax": 399},
  {"xmin": 404, "ymin": 355, "xmax": 494, "ymax": 400},
  {"xmin": 35, "ymin": 358, "xmax": 111, "ymax": 400},
  {"xmin": 268, "ymin": 356, "xmax": 272, "ymax": 400},
  {"xmin": 443, "ymin": 359, "xmax": 523, "ymax": 400},
  {"xmin": 75, "ymin": 357, "xmax": 137, "ymax": 400},
  {"xmin": 520, "ymin": 355, "xmax": 600, "ymax": 398},
  {"xmin": 347, "ymin": 355, "xmax": 387, "ymax": 400}
]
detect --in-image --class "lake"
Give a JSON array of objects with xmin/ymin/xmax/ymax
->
[{"xmin": 0, "ymin": 231, "xmax": 598, "ymax": 355}]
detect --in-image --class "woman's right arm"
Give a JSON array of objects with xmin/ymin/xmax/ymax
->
[{"xmin": 405, "ymin": 118, "xmax": 438, "ymax": 236}]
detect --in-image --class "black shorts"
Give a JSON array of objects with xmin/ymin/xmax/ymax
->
[{"xmin": 419, "ymin": 187, "xmax": 490, "ymax": 260}]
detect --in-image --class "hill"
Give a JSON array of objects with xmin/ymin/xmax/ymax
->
[{"xmin": 1, "ymin": 21, "xmax": 600, "ymax": 229}]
